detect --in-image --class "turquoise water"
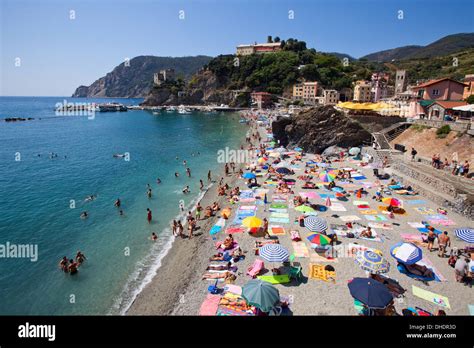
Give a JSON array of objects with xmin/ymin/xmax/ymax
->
[{"xmin": 0, "ymin": 97, "xmax": 247, "ymax": 315}]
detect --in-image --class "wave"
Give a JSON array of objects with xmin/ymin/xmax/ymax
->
[{"xmin": 109, "ymin": 183, "xmax": 213, "ymax": 315}]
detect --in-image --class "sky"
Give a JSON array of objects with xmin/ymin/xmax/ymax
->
[{"xmin": 1, "ymin": 0, "xmax": 473, "ymax": 96}]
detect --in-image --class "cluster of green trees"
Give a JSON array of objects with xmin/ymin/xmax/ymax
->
[{"xmin": 204, "ymin": 38, "xmax": 383, "ymax": 95}]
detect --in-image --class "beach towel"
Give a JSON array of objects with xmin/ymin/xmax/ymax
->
[
  {"xmin": 352, "ymin": 175, "xmax": 367, "ymax": 180},
  {"xmin": 237, "ymin": 209, "xmax": 256, "ymax": 217},
  {"xmin": 269, "ymin": 208, "xmax": 288, "ymax": 214},
  {"xmin": 408, "ymin": 222, "xmax": 426, "ymax": 228},
  {"xmin": 378, "ymin": 206, "xmax": 407, "ymax": 215},
  {"xmin": 239, "ymin": 198, "xmax": 256, "ymax": 203},
  {"xmin": 335, "ymin": 243, "xmax": 375, "ymax": 258},
  {"xmin": 269, "ymin": 217, "xmax": 290, "ymax": 224},
  {"xmin": 319, "ymin": 193, "xmax": 335, "ymax": 199},
  {"xmin": 239, "ymin": 205, "xmax": 257, "ymax": 211},
  {"xmin": 429, "ymin": 219, "xmax": 456, "ymax": 226},
  {"xmin": 310, "ymin": 252, "xmax": 338, "ymax": 263},
  {"xmin": 225, "ymin": 227, "xmax": 245, "ymax": 234},
  {"xmin": 400, "ymin": 233, "xmax": 427, "ymax": 247},
  {"xmin": 270, "ymin": 203, "xmax": 288, "ymax": 209},
  {"xmin": 292, "ymin": 241, "xmax": 309, "ymax": 257},
  {"xmin": 263, "ymin": 181, "xmax": 278, "ymax": 186},
  {"xmin": 412, "ymin": 285, "xmax": 450, "ymax": 309},
  {"xmin": 239, "ymin": 190, "xmax": 254, "ymax": 199},
  {"xmin": 405, "ymin": 200, "xmax": 427, "ymax": 205},
  {"xmin": 308, "ymin": 264, "xmax": 336, "ymax": 282},
  {"xmin": 418, "ymin": 257, "xmax": 447, "ymax": 282},
  {"xmin": 359, "ymin": 209, "xmax": 378, "ymax": 215},
  {"xmin": 414, "ymin": 207, "xmax": 436, "ymax": 215},
  {"xmin": 269, "ymin": 226, "xmax": 286, "ymax": 236},
  {"xmin": 339, "ymin": 215, "xmax": 361, "ymax": 222},
  {"xmin": 368, "ymin": 222, "xmax": 393, "ymax": 230},
  {"xmin": 299, "ymin": 191, "xmax": 319, "ymax": 199},
  {"xmin": 353, "ymin": 201, "xmax": 369, "ymax": 206},
  {"xmin": 199, "ymin": 294, "xmax": 221, "ymax": 316},
  {"xmin": 364, "ymin": 215, "xmax": 387, "ymax": 222},
  {"xmin": 270, "ymin": 212, "xmax": 290, "ymax": 219},
  {"xmin": 329, "ymin": 203, "xmax": 347, "ymax": 212},
  {"xmin": 357, "ymin": 205, "xmax": 371, "ymax": 209},
  {"xmin": 223, "ymin": 284, "xmax": 242, "ymax": 296},
  {"xmin": 272, "ymin": 194, "xmax": 288, "ymax": 202},
  {"xmin": 257, "ymin": 274, "xmax": 291, "ymax": 284}
]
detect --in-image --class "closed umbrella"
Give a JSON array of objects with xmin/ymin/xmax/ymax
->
[
  {"xmin": 454, "ymin": 228, "xmax": 474, "ymax": 243},
  {"xmin": 242, "ymin": 279, "xmax": 280, "ymax": 313},
  {"xmin": 355, "ymin": 250, "xmax": 390, "ymax": 274},
  {"xmin": 390, "ymin": 242, "xmax": 422, "ymax": 265},
  {"xmin": 325, "ymin": 196, "xmax": 332, "ymax": 207},
  {"xmin": 258, "ymin": 244, "xmax": 289, "ymax": 263},
  {"xmin": 304, "ymin": 216, "xmax": 328, "ymax": 232},
  {"xmin": 348, "ymin": 277, "xmax": 393, "ymax": 309}
]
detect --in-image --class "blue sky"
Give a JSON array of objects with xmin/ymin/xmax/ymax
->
[{"xmin": 1, "ymin": 0, "xmax": 473, "ymax": 96}]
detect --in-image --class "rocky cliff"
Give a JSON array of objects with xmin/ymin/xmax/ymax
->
[
  {"xmin": 272, "ymin": 106, "xmax": 372, "ymax": 153},
  {"xmin": 72, "ymin": 55, "xmax": 212, "ymax": 98}
]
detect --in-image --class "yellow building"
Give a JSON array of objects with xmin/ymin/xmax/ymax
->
[
  {"xmin": 353, "ymin": 80, "xmax": 372, "ymax": 102},
  {"xmin": 293, "ymin": 82, "xmax": 319, "ymax": 104}
]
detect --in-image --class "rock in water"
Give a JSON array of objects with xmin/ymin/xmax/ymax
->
[{"xmin": 272, "ymin": 106, "xmax": 372, "ymax": 154}]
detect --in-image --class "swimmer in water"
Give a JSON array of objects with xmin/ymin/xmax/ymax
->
[
  {"xmin": 75, "ymin": 251, "xmax": 86, "ymax": 265},
  {"xmin": 183, "ymin": 160, "xmax": 187, "ymax": 166},
  {"xmin": 156, "ymin": 178, "xmax": 161, "ymax": 184},
  {"xmin": 59, "ymin": 256, "xmax": 69, "ymax": 273},
  {"xmin": 150, "ymin": 232, "xmax": 158, "ymax": 241},
  {"xmin": 147, "ymin": 208, "xmax": 152, "ymax": 224},
  {"xmin": 175, "ymin": 172, "xmax": 179, "ymax": 177},
  {"xmin": 119, "ymin": 210, "xmax": 124, "ymax": 216},
  {"xmin": 200, "ymin": 179, "xmax": 204, "ymax": 191},
  {"xmin": 147, "ymin": 188, "xmax": 152, "ymax": 198},
  {"xmin": 176, "ymin": 156, "xmax": 179, "ymax": 160},
  {"xmin": 80, "ymin": 211, "xmax": 88, "ymax": 219},
  {"xmin": 182, "ymin": 186, "xmax": 190, "ymax": 194},
  {"xmin": 114, "ymin": 198, "xmax": 121, "ymax": 207},
  {"xmin": 68, "ymin": 259, "xmax": 78, "ymax": 275},
  {"xmin": 186, "ymin": 168, "xmax": 191, "ymax": 177}
]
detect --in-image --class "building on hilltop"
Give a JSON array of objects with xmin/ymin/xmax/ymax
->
[
  {"xmin": 251, "ymin": 92, "xmax": 272, "ymax": 109},
  {"xmin": 154, "ymin": 69, "xmax": 175, "ymax": 86},
  {"xmin": 292, "ymin": 81, "xmax": 319, "ymax": 104},
  {"xmin": 236, "ymin": 42, "xmax": 282, "ymax": 56}
]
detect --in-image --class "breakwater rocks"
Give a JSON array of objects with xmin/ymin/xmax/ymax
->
[
  {"xmin": 272, "ymin": 106, "xmax": 372, "ymax": 154},
  {"xmin": 4, "ymin": 117, "xmax": 34, "ymax": 122}
]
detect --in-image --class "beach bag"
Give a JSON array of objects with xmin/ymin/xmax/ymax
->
[{"xmin": 208, "ymin": 280, "xmax": 220, "ymax": 294}]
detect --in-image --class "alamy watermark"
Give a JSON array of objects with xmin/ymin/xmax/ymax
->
[
  {"xmin": 55, "ymin": 99, "xmax": 96, "ymax": 119},
  {"xmin": 0, "ymin": 242, "xmax": 38, "ymax": 262},
  {"xmin": 217, "ymin": 147, "xmax": 256, "ymax": 164}
]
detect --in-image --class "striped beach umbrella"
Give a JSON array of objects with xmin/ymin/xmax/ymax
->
[
  {"xmin": 258, "ymin": 244, "xmax": 289, "ymax": 263},
  {"xmin": 242, "ymin": 216, "xmax": 263, "ymax": 228},
  {"xmin": 454, "ymin": 228, "xmax": 474, "ymax": 243},
  {"xmin": 355, "ymin": 250, "xmax": 390, "ymax": 274},
  {"xmin": 307, "ymin": 233, "xmax": 331, "ymax": 246},
  {"xmin": 390, "ymin": 242, "xmax": 422, "ymax": 265},
  {"xmin": 304, "ymin": 216, "xmax": 328, "ymax": 232},
  {"xmin": 319, "ymin": 171, "xmax": 336, "ymax": 182}
]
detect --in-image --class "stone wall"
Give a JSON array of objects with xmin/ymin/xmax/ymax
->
[
  {"xmin": 390, "ymin": 162, "xmax": 473, "ymax": 219},
  {"xmin": 411, "ymin": 119, "xmax": 472, "ymax": 132}
]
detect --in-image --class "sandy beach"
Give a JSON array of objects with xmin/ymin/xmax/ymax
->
[{"xmin": 128, "ymin": 116, "xmax": 473, "ymax": 316}]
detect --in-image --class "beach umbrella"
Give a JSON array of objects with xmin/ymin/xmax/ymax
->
[
  {"xmin": 295, "ymin": 205, "xmax": 315, "ymax": 213},
  {"xmin": 382, "ymin": 197, "xmax": 401, "ymax": 207},
  {"xmin": 349, "ymin": 147, "xmax": 361, "ymax": 155},
  {"xmin": 242, "ymin": 279, "xmax": 280, "ymax": 313},
  {"xmin": 294, "ymin": 147, "xmax": 303, "ymax": 152},
  {"xmin": 276, "ymin": 167, "xmax": 292, "ymax": 175},
  {"xmin": 454, "ymin": 228, "xmax": 474, "ymax": 243},
  {"xmin": 275, "ymin": 147, "xmax": 287, "ymax": 153},
  {"xmin": 242, "ymin": 172, "xmax": 256, "ymax": 179},
  {"xmin": 348, "ymin": 278, "xmax": 393, "ymax": 309},
  {"xmin": 325, "ymin": 196, "xmax": 332, "ymax": 207},
  {"xmin": 307, "ymin": 233, "xmax": 331, "ymax": 246},
  {"xmin": 209, "ymin": 225, "xmax": 222, "ymax": 235},
  {"xmin": 390, "ymin": 242, "xmax": 422, "ymax": 265},
  {"xmin": 304, "ymin": 216, "xmax": 328, "ymax": 232},
  {"xmin": 257, "ymin": 157, "xmax": 267, "ymax": 164},
  {"xmin": 319, "ymin": 171, "xmax": 336, "ymax": 182},
  {"xmin": 331, "ymin": 187, "xmax": 345, "ymax": 193},
  {"xmin": 258, "ymin": 244, "xmax": 290, "ymax": 263},
  {"xmin": 355, "ymin": 250, "xmax": 390, "ymax": 274},
  {"xmin": 242, "ymin": 216, "xmax": 263, "ymax": 228}
]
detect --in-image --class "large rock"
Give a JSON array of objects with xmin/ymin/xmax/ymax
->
[{"xmin": 272, "ymin": 106, "xmax": 372, "ymax": 154}]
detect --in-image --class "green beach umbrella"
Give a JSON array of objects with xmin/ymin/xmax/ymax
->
[
  {"xmin": 242, "ymin": 279, "xmax": 280, "ymax": 313},
  {"xmin": 295, "ymin": 205, "xmax": 315, "ymax": 213}
]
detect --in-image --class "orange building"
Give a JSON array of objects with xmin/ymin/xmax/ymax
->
[{"xmin": 462, "ymin": 74, "xmax": 474, "ymax": 100}]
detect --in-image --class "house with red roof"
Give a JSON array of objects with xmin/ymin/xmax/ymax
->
[
  {"xmin": 411, "ymin": 78, "xmax": 467, "ymax": 101},
  {"xmin": 425, "ymin": 100, "xmax": 468, "ymax": 120}
]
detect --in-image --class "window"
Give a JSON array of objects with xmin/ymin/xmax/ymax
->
[{"xmin": 432, "ymin": 89, "xmax": 440, "ymax": 96}]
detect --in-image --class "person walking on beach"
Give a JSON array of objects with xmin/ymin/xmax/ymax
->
[
  {"xmin": 189, "ymin": 218, "xmax": 196, "ymax": 239},
  {"xmin": 147, "ymin": 208, "xmax": 152, "ymax": 224},
  {"xmin": 196, "ymin": 202, "xmax": 202, "ymax": 220},
  {"xmin": 426, "ymin": 228, "xmax": 436, "ymax": 252},
  {"xmin": 438, "ymin": 231, "xmax": 450, "ymax": 258},
  {"xmin": 263, "ymin": 218, "xmax": 269, "ymax": 239},
  {"xmin": 208, "ymin": 170, "xmax": 212, "ymax": 182},
  {"xmin": 172, "ymin": 220, "xmax": 178, "ymax": 236},
  {"xmin": 411, "ymin": 147, "xmax": 417, "ymax": 161},
  {"xmin": 177, "ymin": 221, "xmax": 184, "ymax": 238}
]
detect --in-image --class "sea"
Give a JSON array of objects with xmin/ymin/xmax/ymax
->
[{"xmin": 0, "ymin": 96, "xmax": 248, "ymax": 315}]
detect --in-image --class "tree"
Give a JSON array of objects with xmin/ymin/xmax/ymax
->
[
  {"xmin": 267, "ymin": 35, "xmax": 273, "ymax": 43},
  {"xmin": 274, "ymin": 36, "xmax": 281, "ymax": 43},
  {"xmin": 301, "ymin": 64, "xmax": 320, "ymax": 81},
  {"xmin": 466, "ymin": 95, "xmax": 474, "ymax": 104}
]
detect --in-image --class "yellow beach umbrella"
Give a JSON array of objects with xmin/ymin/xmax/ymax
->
[{"xmin": 242, "ymin": 216, "xmax": 263, "ymax": 228}]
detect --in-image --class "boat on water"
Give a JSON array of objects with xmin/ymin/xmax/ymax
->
[
  {"xmin": 165, "ymin": 106, "xmax": 177, "ymax": 112},
  {"xmin": 98, "ymin": 103, "xmax": 127, "ymax": 112},
  {"xmin": 178, "ymin": 105, "xmax": 192, "ymax": 114},
  {"xmin": 113, "ymin": 154, "xmax": 126, "ymax": 158}
]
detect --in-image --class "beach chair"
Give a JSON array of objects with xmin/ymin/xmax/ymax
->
[
  {"xmin": 247, "ymin": 259, "xmax": 264, "ymax": 278},
  {"xmin": 287, "ymin": 254, "xmax": 303, "ymax": 282}
]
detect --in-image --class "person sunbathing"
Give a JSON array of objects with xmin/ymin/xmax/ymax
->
[
  {"xmin": 211, "ymin": 202, "xmax": 220, "ymax": 212},
  {"xmin": 222, "ymin": 235, "xmax": 234, "ymax": 249},
  {"xmin": 302, "ymin": 182, "xmax": 316, "ymax": 189},
  {"xmin": 202, "ymin": 271, "xmax": 233, "ymax": 280},
  {"xmin": 359, "ymin": 227, "xmax": 373, "ymax": 238},
  {"xmin": 206, "ymin": 262, "xmax": 232, "ymax": 271}
]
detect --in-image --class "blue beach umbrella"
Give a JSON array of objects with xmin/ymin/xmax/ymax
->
[
  {"xmin": 348, "ymin": 278, "xmax": 393, "ymax": 309},
  {"xmin": 355, "ymin": 250, "xmax": 390, "ymax": 274},
  {"xmin": 243, "ymin": 172, "xmax": 256, "ymax": 179},
  {"xmin": 294, "ymin": 147, "xmax": 303, "ymax": 152},
  {"xmin": 390, "ymin": 242, "xmax": 422, "ymax": 265},
  {"xmin": 209, "ymin": 225, "xmax": 222, "ymax": 235},
  {"xmin": 454, "ymin": 228, "xmax": 474, "ymax": 243},
  {"xmin": 304, "ymin": 216, "xmax": 328, "ymax": 233},
  {"xmin": 258, "ymin": 244, "xmax": 289, "ymax": 263},
  {"xmin": 276, "ymin": 167, "xmax": 292, "ymax": 175}
]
